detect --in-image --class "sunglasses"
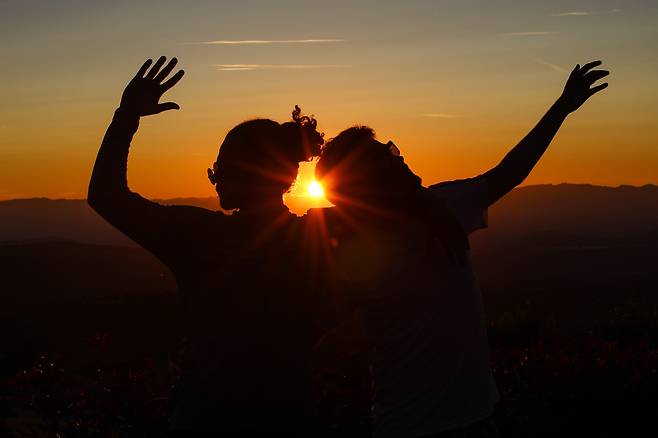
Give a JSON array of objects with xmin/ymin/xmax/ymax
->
[{"xmin": 387, "ymin": 140, "xmax": 401, "ymax": 157}]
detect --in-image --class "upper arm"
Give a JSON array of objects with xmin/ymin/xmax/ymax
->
[
  {"xmin": 428, "ymin": 176, "xmax": 489, "ymax": 234},
  {"xmin": 481, "ymin": 165, "xmax": 514, "ymax": 207},
  {"xmin": 90, "ymin": 192, "xmax": 222, "ymax": 269}
]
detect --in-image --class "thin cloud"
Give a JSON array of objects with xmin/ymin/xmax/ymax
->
[
  {"xmin": 191, "ymin": 39, "xmax": 345, "ymax": 45},
  {"xmin": 217, "ymin": 64, "xmax": 347, "ymax": 71},
  {"xmin": 551, "ymin": 9, "xmax": 621, "ymax": 17},
  {"xmin": 422, "ymin": 113, "xmax": 463, "ymax": 119},
  {"xmin": 551, "ymin": 11, "xmax": 590, "ymax": 16},
  {"xmin": 535, "ymin": 59, "xmax": 568, "ymax": 73},
  {"xmin": 503, "ymin": 31, "xmax": 555, "ymax": 36}
]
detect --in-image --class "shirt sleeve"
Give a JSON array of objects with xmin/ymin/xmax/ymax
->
[{"xmin": 427, "ymin": 176, "xmax": 489, "ymax": 235}]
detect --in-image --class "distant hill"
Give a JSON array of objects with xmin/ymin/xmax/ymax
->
[
  {"xmin": 1, "ymin": 185, "xmax": 657, "ymax": 322},
  {"xmin": 0, "ymin": 197, "xmax": 221, "ymax": 246},
  {"xmin": 1, "ymin": 184, "xmax": 658, "ymax": 246},
  {"xmin": 482, "ymin": 184, "xmax": 658, "ymax": 241}
]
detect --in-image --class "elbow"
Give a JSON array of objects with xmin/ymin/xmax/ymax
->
[
  {"xmin": 87, "ymin": 191, "xmax": 119, "ymax": 220},
  {"xmin": 87, "ymin": 178, "xmax": 113, "ymax": 216},
  {"xmin": 87, "ymin": 178, "xmax": 132, "ymax": 219},
  {"xmin": 87, "ymin": 180, "xmax": 97, "ymax": 208},
  {"xmin": 87, "ymin": 193, "xmax": 100, "ymax": 212},
  {"xmin": 509, "ymin": 175, "xmax": 526, "ymax": 191},
  {"xmin": 87, "ymin": 176, "xmax": 102, "ymax": 210},
  {"xmin": 499, "ymin": 168, "xmax": 529, "ymax": 192},
  {"xmin": 87, "ymin": 184, "xmax": 104, "ymax": 215}
]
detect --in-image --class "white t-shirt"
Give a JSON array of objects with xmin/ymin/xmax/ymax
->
[{"xmin": 335, "ymin": 177, "xmax": 498, "ymax": 438}]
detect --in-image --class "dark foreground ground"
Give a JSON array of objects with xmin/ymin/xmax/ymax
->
[{"xmin": 1, "ymin": 239, "xmax": 658, "ymax": 437}]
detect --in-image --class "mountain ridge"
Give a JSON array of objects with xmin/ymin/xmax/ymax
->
[{"xmin": 2, "ymin": 184, "xmax": 658, "ymax": 246}]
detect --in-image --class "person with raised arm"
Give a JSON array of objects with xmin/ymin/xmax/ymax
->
[
  {"xmin": 313, "ymin": 61, "xmax": 609, "ymax": 438},
  {"xmin": 89, "ymin": 57, "xmax": 328, "ymax": 436},
  {"xmin": 481, "ymin": 60, "xmax": 609, "ymax": 205}
]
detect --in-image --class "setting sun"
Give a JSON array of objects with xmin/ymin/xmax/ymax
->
[
  {"xmin": 308, "ymin": 181, "xmax": 324, "ymax": 198},
  {"xmin": 282, "ymin": 159, "xmax": 333, "ymax": 215}
]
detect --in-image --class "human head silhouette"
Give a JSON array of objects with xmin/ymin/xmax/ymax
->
[
  {"xmin": 316, "ymin": 126, "xmax": 470, "ymax": 263},
  {"xmin": 208, "ymin": 106, "xmax": 323, "ymax": 212},
  {"xmin": 315, "ymin": 126, "xmax": 422, "ymax": 211}
]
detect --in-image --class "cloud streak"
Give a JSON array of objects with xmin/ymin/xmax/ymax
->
[
  {"xmin": 551, "ymin": 9, "xmax": 621, "ymax": 17},
  {"xmin": 535, "ymin": 59, "xmax": 568, "ymax": 73},
  {"xmin": 216, "ymin": 64, "xmax": 347, "ymax": 71},
  {"xmin": 503, "ymin": 31, "xmax": 555, "ymax": 36},
  {"xmin": 191, "ymin": 39, "xmax": 345, "ymax": 45},
  {"xmin": 552, "ymin": 11, "xmax": 590, "ymax": 16}
]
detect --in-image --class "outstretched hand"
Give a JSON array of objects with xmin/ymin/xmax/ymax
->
[
  {"xmin": 119, "ymin": 56, "xmax": 185, "ymax": 117},
  {"xmin": 557, "ymin": 60, "xmax": 609, "ymax": 114}
]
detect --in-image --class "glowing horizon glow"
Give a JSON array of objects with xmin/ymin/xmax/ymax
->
[
  {"xmin": 1, "ymin": 0, "xmax": 657, "ymax": 211},
  {"xmin": 283, "ymin": 160, "xmax": 333, "ymax": 215}
]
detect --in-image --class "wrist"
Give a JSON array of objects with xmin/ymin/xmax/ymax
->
[
  {"xmin": 113, "ymin": 107, "xmax": 140, "ymax": 131},
  {"xmin": 552, "ymin": 97, "xmax": 572, "ymax": 117},
  {"xmin": 116, "ymin": 105, "xmax": 141, "ymax": 118}
]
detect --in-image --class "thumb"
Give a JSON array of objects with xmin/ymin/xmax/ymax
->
[{"xmin": 155, "ymin": 102, "xmax": 180, "ymax": 114}]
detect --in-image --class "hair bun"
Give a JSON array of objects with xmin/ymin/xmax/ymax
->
[
  {"xmin": 292, "ymin": 104, "xmax": 317, "ymax": 130},
  {"xmin": 284, "ymin": 105, "xmax": 324, "ymax": 161}
]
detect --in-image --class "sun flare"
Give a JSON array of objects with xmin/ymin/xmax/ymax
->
[{"xmin": 307, "ymin": 181, "xmax": 324, "ymax": 198}]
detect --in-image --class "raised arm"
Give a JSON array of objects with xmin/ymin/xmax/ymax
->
[
  {"xmin": 88, "ymin": 56, "xmax": 184, "ymax": 208},
  {"xmin": 88, "ymin": 57, "xmax": 218, "ymax": 267},
  {"xmin": 483, "ymin": 60, "xmax": 609, "ymax": 206}
]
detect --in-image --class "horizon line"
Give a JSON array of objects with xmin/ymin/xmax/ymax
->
[{"xmin": 3, "ymin": 183, "xmax": 658, "ymax": 202}]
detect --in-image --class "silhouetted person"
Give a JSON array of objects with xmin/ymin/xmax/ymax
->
[
  {"xmin": 88, "ymin": 57, "xmax": 327, "ymax": 435},
  {"xmin": 313, "ymin": 61, "xmax": 609, "ymax": 437}
]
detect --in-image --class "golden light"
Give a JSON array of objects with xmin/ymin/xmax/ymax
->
[
  {"xmin": 308, "ymin": 180, "xmax": 325, "ymax": 198},
  {"xmin": 283, "ymin": 160, "xmax": 333, "ymax": 215}
]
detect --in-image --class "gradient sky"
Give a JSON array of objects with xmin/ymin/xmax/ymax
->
[{"xmin": 1, "ymin": 0, "xmax": 657, "ymax": 211}]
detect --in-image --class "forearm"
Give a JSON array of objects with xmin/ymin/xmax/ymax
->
[
  {"xmin": 485, "ymin": 99, "xmax": 570, "ymax": 204},
  {"xmin": 88, "ymin": 109, "xmax": 140, "ymax": 212}
]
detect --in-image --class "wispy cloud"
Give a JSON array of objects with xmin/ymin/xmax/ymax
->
[
  {"xmin": 422, "ymin": 113, "xmax": 463, "ymax": 119},
  {"xmin": 191, "ymin": 39, "xmax": 345, "ymax": 45},
  {"xmin": 551, "ymin": 9, "xmax": 621, "ymax": 17},
  {"xmin": 552, "ymin": 11, "xmax": 590, "ymax": 16},
  {"xmin": 217, "ymin": 64, "xmax": 347, "ymax": 71},
  {"xmin": 503, "ymin": 31, "xmax": 555, "ymax": 36},
  {"xmin": 535, "ymin": 59, "xmax": 568, "ymax": 73}
]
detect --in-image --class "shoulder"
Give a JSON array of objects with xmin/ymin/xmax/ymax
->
[
  {"xmin": 428, "ymin": 175, "xmax": 488, "ymax": 198},
  {"xmin": 427, "ymin": 176, "xmax": 489, "ymax": 234},
  {"xmin": 161, "ymin": 203, "xmax": 233, "ymax": 225}
]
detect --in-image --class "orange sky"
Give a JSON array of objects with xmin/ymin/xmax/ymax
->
[{"xmin": 1, "ymin": 1, "xmax": 657, "ymax": 215}]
